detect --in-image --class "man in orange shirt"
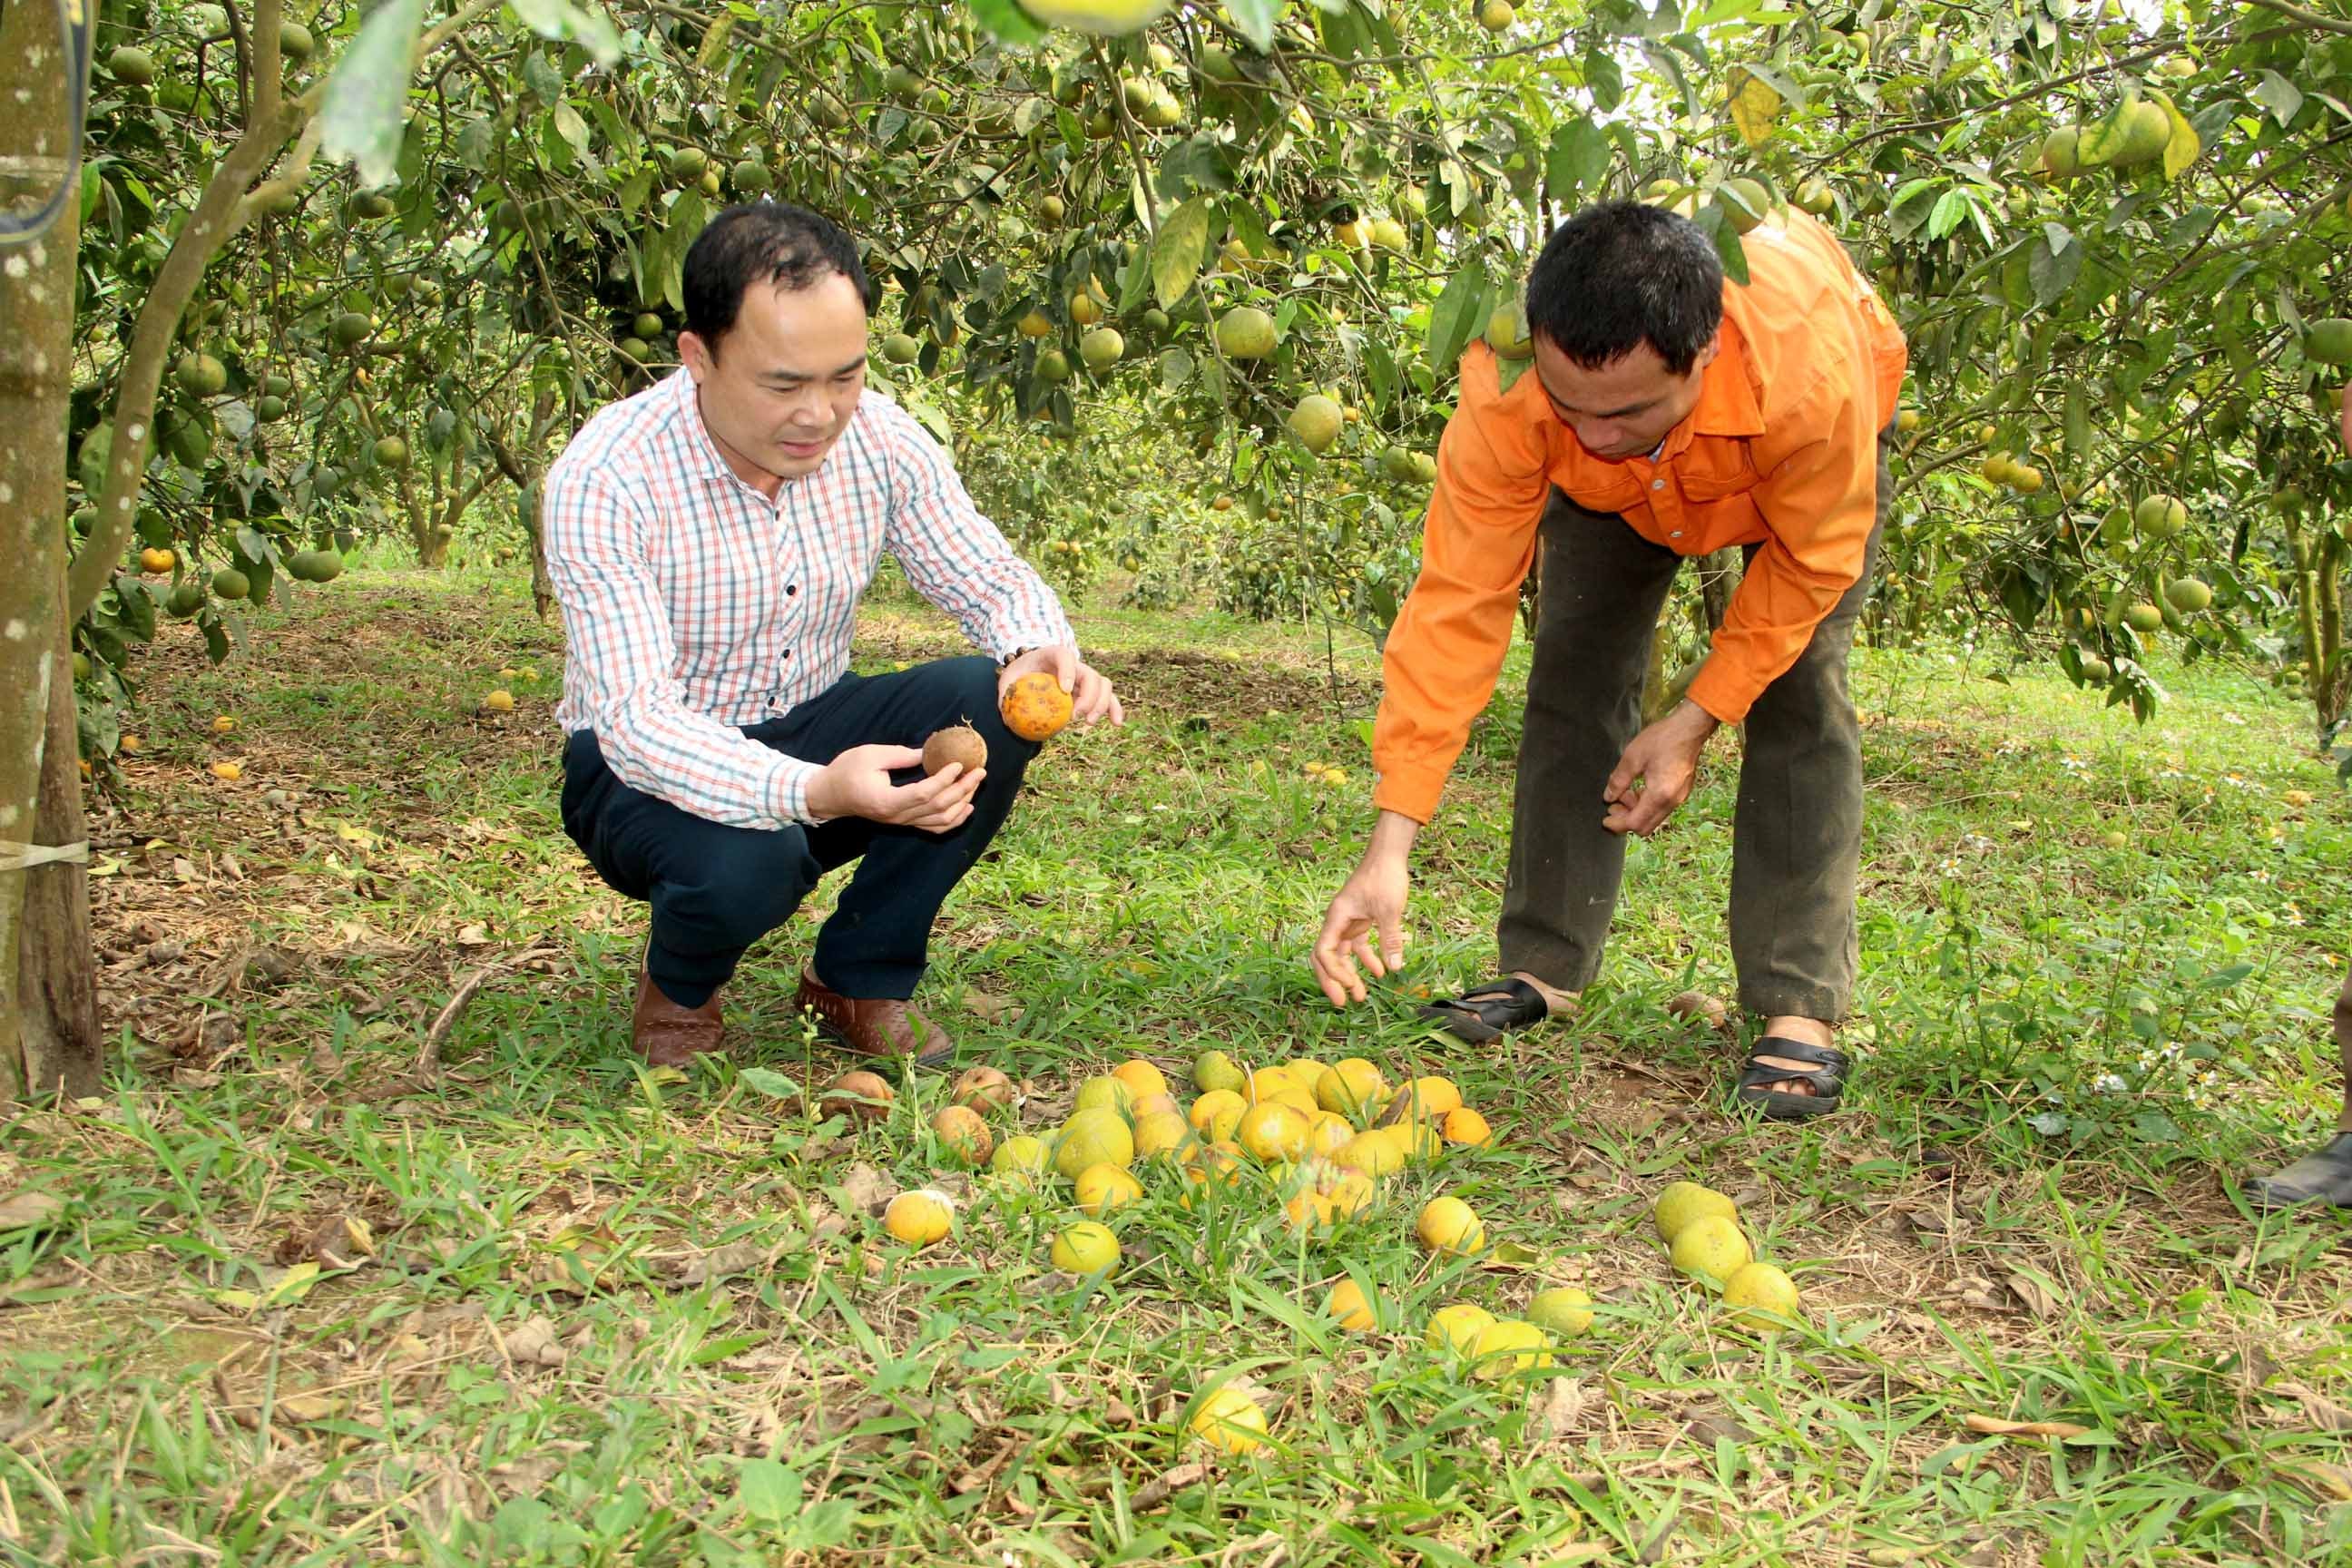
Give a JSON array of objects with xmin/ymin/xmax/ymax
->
[
  {"xmin": 2244, "ymin": 386, "xmax": 2352, "ymax": 1208},
  {"xmin": 1312, "ymin": 200, "xmax": 1906, "ymax": 1119}
]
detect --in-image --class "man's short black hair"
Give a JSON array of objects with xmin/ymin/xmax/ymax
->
[
  {"xmin": 682, "ymin": 202, "xmax": 872, "ymax": 355},
  {"xmin": 1524, "ymin": 201, "xmax": 1723, "ymax": 376}
]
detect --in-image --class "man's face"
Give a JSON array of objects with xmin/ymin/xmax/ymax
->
[
  {"xmin": 679, "ymin": 271, "xmax": 869, "ymax": 485},
  {"xmin": 1531, "ymin": 334, "xmax": 1718, "ymax": 462}
]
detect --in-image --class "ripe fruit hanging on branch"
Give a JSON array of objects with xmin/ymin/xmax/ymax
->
[
  {"xmin": 1215, "ymin": 306, "xmax": 1278, "ymax": 360},
  {"xmin": 1079, "ymin": 328, "xmax": 1124, "ymax": 370},
  {"xmin": 2133, "ymin": 495, "xmax": 2188, "ymax": 541},
  {"xmin": 2163, "ymin": 576, "xmax": 2212, "ymax": 613},
  {"xmin": 1288, "ymin": 394, "xmax": 1344, "ymax": 454},
  {"xmin": 2306, "ymin": 318, "xmax": 2352, "ymax": 367},
  {"xmin": 922, "ymin": 723, "xmax": 987, "ymax": 776},
  {"xmin": 1483, "ymin": 298, "xmax": 1533, "ymax": 359}
]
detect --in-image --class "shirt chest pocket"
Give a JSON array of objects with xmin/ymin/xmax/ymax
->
[{"xmin": 1676, "ymin": 452, "xmax": 1763, "ymax": 504}]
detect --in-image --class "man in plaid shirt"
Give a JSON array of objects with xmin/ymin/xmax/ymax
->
[{"xmin": 545, "ymin": 204, "xmax": 1122, "ymax": 1068}]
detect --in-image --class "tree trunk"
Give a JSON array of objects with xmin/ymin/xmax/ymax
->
[
  {"xmin": 0, "ymin": 6, "xmax": 95, "ymax": 1096},
  {"xmin": 16, "ymin": 603, "xmax": 103, "ymax": 1098}
]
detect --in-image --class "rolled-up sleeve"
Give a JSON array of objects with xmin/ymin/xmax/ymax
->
[
  {"xmin": 875, "ymin": 403, "xmax": 1074, "ymax": 662},
  {"xmin": 1684, "ymin": 360, "xmax": 1878, "ymax": 726},
  {"xmin": 543, "ymin": 466, "xmax": 824, "ymax": 828},
  {"xmin": 1370, "ymin": 348, "xmax": 1553, "ymax": 824}
]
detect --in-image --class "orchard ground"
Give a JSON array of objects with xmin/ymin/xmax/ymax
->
[{"xmin": 5, "ymin": 552, "xmax": 2350, "ymax": 1566}]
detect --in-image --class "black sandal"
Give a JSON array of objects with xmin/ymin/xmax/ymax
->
[
  {"xmin": 1417, "ymin": 976, "xmax": 1549, "ymax": 1044},
  {"xmin": 2245, "ymin": 1132, "xmax": 2352, "ymax": 1211},
  {"xmin": 1734, "ymin": 1037, "xmax": 1850, "ymax": 1122}
]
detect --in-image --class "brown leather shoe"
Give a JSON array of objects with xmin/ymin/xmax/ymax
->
[
  {"xmin": 794, "ymin": 971, "xmax": 951, "ymax": 1068},
  {"xmin": 632, "ymin": 969, "xmax": 728, "ymax": 1067}
]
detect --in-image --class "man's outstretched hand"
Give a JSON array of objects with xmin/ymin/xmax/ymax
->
[
  {"xmin": 1602, "ymin": 699, "xmax": 1719, "ymax": 836},
  {"xmin": 807, "ymin": 744, "xmax": 983, "ymax": 830},
  {"xmin": 1311, "ymin": 811, "xmax": 1421, "ymax": 1006}
]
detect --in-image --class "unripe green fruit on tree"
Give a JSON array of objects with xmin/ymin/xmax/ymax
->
[
  {"xmin": 279, "ymin": 22, "xmax": 314, "ymax": 59},
  {"xmin": 881, "ymin": 333, "xmax": 921, "ymax": 365},
  {"xmin": 1214, "ymin": 306, "xmax": 1277, "ymax": 360},
  {"xmin": 175, "ymin": 353, "xmax": 228, "ymax": 397},
  {"xmin": 632, "ymin": 312, "xmax": 665, "ymax": 340},
  {"xmin": 1079, "ymin": 328, "xmax": 1124, "ymax": 369},
  {"xmin": 373, "ymin": 436, "xmax": 410, "ymax": 469},
  {"xmin": 2163, "ymin": 576, "xmax": 2212, "ymax": 612},
  {"xmin": 109, "ymin": 46, "xmax": 157, "ymax": 85},
  {"xmin": 1287, "ymin": 394, "xmax": 1344, "ymax": 455}
]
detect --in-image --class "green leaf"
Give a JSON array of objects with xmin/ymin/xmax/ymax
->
[
  {"xmin": 318, "ymin": 0, "xmax": 427, "ymax": 190},
  {"xmin": 505, "ymin": 0, "xmax": 622, "ymax": 64},
  {"xmin": 967, "ymin": 0, "xmax": 1046, "ymax": 44},
  {"xmin": 1545, "ymin": 119, "xmax": 1610, "ymax": 204},
  {"xmin": 737, "ymin": 1067, "xmax": 801, "ymax": 1100},
  {"xmin": 1223, "ymin": 0, "xmax": 1284, "ymax": 52},
  {"xmin": 551, "ymin": 102, "xmax": 591, "ymax": 159},
  {"xmin": 2251, "ymin": 70, "xmax": 2302, "ymax": 131},
  {"xmin": 1692, "ymin": 205, "xmax": 1749, "ymax": 287},
  {"xmin": 736, "ymin": 1459, "xmax": 803, "ymax": 1525},
  {"xmin": 2026, "ymin": 230, "xmax": 2080, "ymax": 309},
  {"xmin": 1583, "ymin": 45, "xmax": 1622, "ymax": 113},
  {"xmin": 1426, "ymin": 263, "xmax": 1489, "ymax": 374},
  {"xmin": 1152, "ymin": 196, "xmax": 1211, "ymax": 309},
  {"xmin": 2063, "ymin": 382, "xmax": 2090, "ymax": 458}
]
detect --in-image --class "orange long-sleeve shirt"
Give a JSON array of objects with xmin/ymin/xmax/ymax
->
[{"xmin": 1371, "ymin": 211, "xmax": 1908, "ymax": 825}]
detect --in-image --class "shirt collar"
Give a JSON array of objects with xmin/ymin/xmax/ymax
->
[
  {"xmin": 666, "ymin": 368, "xmax": 792, "ymax": 501},
  {"xmin": 1687, "ymin": 317, "xmax": 1766, "ymax": 440}
]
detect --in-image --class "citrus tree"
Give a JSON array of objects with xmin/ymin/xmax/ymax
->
[{"xmin": 17, "ymin": 0, "xmax": 2352, "ymax": 1092}]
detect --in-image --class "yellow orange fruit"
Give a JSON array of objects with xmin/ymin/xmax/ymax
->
[
  {"xmin": 1426, "ymin": 1302, "xmax": 1494, "ymax": 1354},
  {"xmin": 1651, "ymin": 1181, "xmax": 1738, "ymax": 1242},
  {"xmin": 1131, "ymin": 1092, "xmax": 1180, "ymax": 1122},
  {"xmin": 1248, "ymin": 1066, "xmax": 1298, "ymax": 1103},
  {"xmin": 1397, "ymin": 1075, "xmax": 1463, "ymax": 1118},
  {"xmin": 1306, "ymin": 1112, "xmax": 1355, "ymax": 1160},
  {"xmin": 1237, "ymin": 1102, "xmax": 1311, "ymax": 1162},
  {"xmin": 1526, "ymin": 1287, "xmax": 1595, "ymax": 1338},
  {"xmin": 1073, "ymin": 1075, "xmax": 1136, "ymax": 1118},
  {"xmin": 1416, "ymin": 1196, "xmax": 1485, "ymax": 1255},
  {"xmin": 1335, "ymin": 1129, "xmax": 1407, "ymax": 1179},
  {"xmin": 1439, "ymin": 1107, "xmax": 1493, "ymax": 1147},
  {"xmin": 1324, "ymin": 1170, "xmax": 1375, "ymax": 1217},
  {"xmin": 989, "ymin": 1133, "xmax": 1050, "ymax": 1181},
  {"xmin": 1189, "ymin": 1089, "xmax": 1247, "ymax": 1142},
  {"xmin": 1112, "ymin": 1059, "xmax": 1169, "ymax": 1099},
  {"xmin": 1401, "ymin": 1121, "xmax": 1446, "ymax": 1164},
  {"xmin": 1469, "ymin": 1318, "xmax": 1553, "ymax": 1380},
  {"xmin": 1054, "ymin": 1107, "xmax": 1135, "ymax": 1179},
  {"xmin": 1188, "ymin": 1385, "xmax": 1268, "ymax": 1454},
  {"xmin": 1325, "ymin": 1278, "xmax": 1377, "ymax": 1331},
  {"xmin": 1721, "ymin": 1261, "xmax": 1802, "ymax": 1331},
  {"xmin": 1283, "ymin": 1188, "xmax": 1338, "ymax": 1234},
  {"xmin": 883, "ymin": 1189, "xmax": 955, "ymax": 1246},
  {"xmin": 1074, "ymin": 1162, "xmax": 1144, "ymax": 1217},
  {"xmin": 1132, "ymin": 1110, "xmax": 1191, "ymax": 1159},
  {"xmin": 1050, "ymin": 1220, "xmax": 1121, "ymax": 1273},
  {"xmin": 210, "ymin": 760, "xmax": 243, "ymax": 782},
  {"xmin": 1315, "ymin": 1058, "xmax": 1387, "ymax": 1117},
  {"xmin": 1669, "ymin": 1215, "xmax": 1754, "ymax": 1285}
]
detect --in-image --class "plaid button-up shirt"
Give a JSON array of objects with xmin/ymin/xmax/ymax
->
[{"xmin": 544, "ymin": 368, "xmax": 1073, "ymax": 828}]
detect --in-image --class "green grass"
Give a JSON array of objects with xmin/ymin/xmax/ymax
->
[{"xmin": 5, "ymin": 556, "xmax": 2349, "ymax": 1565}]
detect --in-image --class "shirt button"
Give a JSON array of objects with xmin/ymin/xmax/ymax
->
[
  {"xmin": 1670, "ymin": 530, "xmax": 1683, "ymax": 539},
  {"xmin": 1651, "ymin": 478, "xmax": 1666, "ymax": 491},
  {"xmin": 786, "ymin": 583, "xmax": 798, "ymax": 596}
]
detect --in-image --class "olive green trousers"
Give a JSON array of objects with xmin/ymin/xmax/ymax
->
[{"xmin": 1497, "ymin": 431, "xmax": 1893, "ymax": 1023}]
